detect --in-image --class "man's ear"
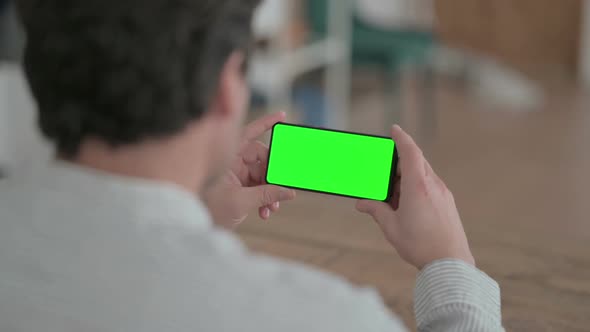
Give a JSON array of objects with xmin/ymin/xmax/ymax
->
[{"xmin": 211, "ymin": 52, "xmax": 247, "ymax": 119}]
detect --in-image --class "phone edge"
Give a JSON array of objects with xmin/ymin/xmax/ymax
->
[{"xmin": 265, "ymin": 122, "xmax": 398, "ymax": 203}]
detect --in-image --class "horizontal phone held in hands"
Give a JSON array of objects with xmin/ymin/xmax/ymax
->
[{"xmin": 266, "ymin": 123, "xmax": 398, "ymax": 202}]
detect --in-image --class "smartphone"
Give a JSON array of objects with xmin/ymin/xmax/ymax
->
[{"xmin": 266, "ymin": 123, "xmax": 398, "ymax": 201}]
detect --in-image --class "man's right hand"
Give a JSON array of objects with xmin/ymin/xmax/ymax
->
[{"xmin": 356, "ymin": 125, "xmax": 475, "ymax": 270}]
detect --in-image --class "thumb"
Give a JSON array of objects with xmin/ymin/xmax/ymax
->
[
  {"xmin": 356, "ymin": 200, "xmax": 396, "ymax": 226},
  {"xmin": 242, "ymin": 185, "xmax": 296, "ymax": 208}
]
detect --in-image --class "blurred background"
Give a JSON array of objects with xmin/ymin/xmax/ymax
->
[{"xmin": 0, "ymin": 0, "xmax": 589, "ymax": 330}]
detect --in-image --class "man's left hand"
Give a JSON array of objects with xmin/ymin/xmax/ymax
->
[{"xmin": 204, "ymin": 112, "xmax": 296, "ymax": 228}]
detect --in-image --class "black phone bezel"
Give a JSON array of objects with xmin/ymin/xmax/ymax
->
[{"xmin": 265, "ymin": 122, "xmax": 399, "ymax": 202}]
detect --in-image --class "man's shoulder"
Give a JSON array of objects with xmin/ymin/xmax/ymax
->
[
  {"xmin": 0, "ymin": 173, "xmax": 36, "ymax": 213},
  {"xmin": 0, "ymin": 172, "xmax": 404, "ymax": 331},
  {"xmin": 154, "ymin": 231, "xmax": 405, "ymax": 331}
]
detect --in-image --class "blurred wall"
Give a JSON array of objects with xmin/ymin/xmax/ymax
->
[
  {"xmin": 580, "ymin": 1, "xmax": 590, "ymax": 85},
  {"xmin": 436, "ymin": 0, "xmax": 582, "ymax": 78}
]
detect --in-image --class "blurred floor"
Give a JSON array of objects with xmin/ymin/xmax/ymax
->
[{"xmin": 240, "ymin": 76, "xmax": 590, "ymax": 331}]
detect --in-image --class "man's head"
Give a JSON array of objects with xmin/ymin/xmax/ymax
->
[{"xmin": 17, "ymin": 0, "xmax": 259, "ymax": 181}]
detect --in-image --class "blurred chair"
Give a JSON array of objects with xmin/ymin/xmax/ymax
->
[
  {"xmin": 306, "ymin": 0, "xmax": 437, "ymax": 136},
  {"xmin": 251, "ymin": 0, "xmax": 353, "ymax": 129}
]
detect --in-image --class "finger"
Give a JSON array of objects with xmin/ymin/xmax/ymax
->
[
  {"xmin": 243, "ymin": 112, "xmax": 286, "ymax": 142},
  {"xmin": 391, "ymin": 176, "xmax": 401, "ymax": 210},
  {"xmin": 422, "ymin": 159, "xmax": 447, "ymax": 189},
  {"xmin": 424, "ymin": 159, "xmax": 434, "ymax": 177},
  {"xmin": 391, "ymin": 125, "xmax": 426, "ymax": 182},
  {"xmin": 242, "ymin": 141, "xmax": 269, "ymax": 185},
  {"xmin": 259, "ymin": 202, "xmax": 279, "ymax": 220},
  {"xmin": 242, "ymin": 185, "xmax": 296, "ymax": 210},
  {"xmin": 269, "ymin": 201, "xmax": 280, "ymax": 212},
  {"xmin": 259, "ymin": 206, "xmax": 271, "ymax": 220},
  {"xmin": 242, "ymin": 141, "xmax": 269, "ymax": 165},
  {"xmin": 247, "ymin": 162, "xmax": 265, "ymax": 186},
  {"xmin": 356, "ymin": 200, "xmax": 396, "ymax": 227}
]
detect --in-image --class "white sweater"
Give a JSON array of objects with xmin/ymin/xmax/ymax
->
[{"xmin": 0, "ymin": 162, "xmax": 504, "ymax": 331}]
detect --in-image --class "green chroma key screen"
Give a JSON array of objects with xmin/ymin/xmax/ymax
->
[{"xmin": 266, "ymin": 123, "xmax": 397, "ymax": 201}]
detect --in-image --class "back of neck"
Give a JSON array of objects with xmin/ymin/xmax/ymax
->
[{"xmin": 71, "ymin": 137, "xmax": 208, "ymax": 194}]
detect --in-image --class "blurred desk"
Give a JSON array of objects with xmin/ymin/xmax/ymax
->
[{"xmin": 240, "ymin": 81, "xmax": 590, "ymax": 331}]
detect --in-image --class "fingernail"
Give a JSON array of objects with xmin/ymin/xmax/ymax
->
[
  {"xmin": 272, "ymin": 201, "xmax": 280, "ymax": 210},
  {"xmin": 263, "ymin": 208, "xmax": 270, "ymax": 219}
]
